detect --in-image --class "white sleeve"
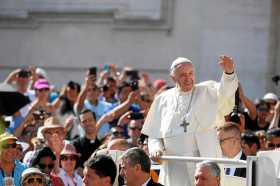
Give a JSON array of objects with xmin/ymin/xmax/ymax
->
[{"xmin": 148, "ymin": 138, "xmax": 165, "ymax": 154}]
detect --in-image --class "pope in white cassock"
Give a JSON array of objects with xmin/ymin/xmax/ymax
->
[{"xmin": 141, "ymin": 56, "xmax": 238, "ymax": 186}]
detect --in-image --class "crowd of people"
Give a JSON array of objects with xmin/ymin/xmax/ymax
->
[{"xmin": 0, "ymin": 57, "xmax": 280, "ymax": 186}]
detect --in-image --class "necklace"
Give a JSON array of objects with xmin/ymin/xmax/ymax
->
[{"xmin": 175, "ymin": 87, "xmax": 195, "ymax": 114}]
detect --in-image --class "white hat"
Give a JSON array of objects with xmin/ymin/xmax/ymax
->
[
  {"xmin": 36, "ymin": 68, "xmax": 48, "ymax": 79},
  {"xmin": 263, "ymin": 92, "xmax": 278, "ymax": 102},
  {"xmin": 21, "ymin": 168, "xmax": 47, "ymax": 184},
  {"xmin": 170, "ymin": 57, "xmax": 192, "ymax": 71}
]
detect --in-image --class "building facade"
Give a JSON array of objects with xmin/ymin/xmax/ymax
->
[{"xmin": 0, "ymin": 0, "xmax": 280, "ymax": 99}]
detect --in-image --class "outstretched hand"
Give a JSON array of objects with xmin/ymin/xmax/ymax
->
[{"xmin": 218, "ymin": 55, "xmax": 235, "ymax": 74}]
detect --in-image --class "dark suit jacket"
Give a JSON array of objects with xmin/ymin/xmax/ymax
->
[
  {"xmin": 146, "ymin": 178, "xmax": 164, "ymax": 186},
  {"xmin": 234, "ymin": 151, "xmax": 246, "ymax": 178}
]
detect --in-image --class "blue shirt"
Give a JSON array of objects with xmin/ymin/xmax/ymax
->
[
  {"xmin": 0, "ymin": 160, "xmax": 27, "ymax": 186},
  {"xmin": 84, "ymin": 99, "xmax": 114, "ymax": 139},
  {"xmin": 7, "ymin": 115, "xmax": 24, "ymax": 134}
]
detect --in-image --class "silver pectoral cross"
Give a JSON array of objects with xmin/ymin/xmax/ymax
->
[{"xmin": 180, "ymin": 119, "xmax": 190, "ymax": 133}]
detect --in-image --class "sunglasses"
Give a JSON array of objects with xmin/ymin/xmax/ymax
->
[
  {"xmin": 1, "ymin": 143, "xmax": 17, "ymax": 149},
  {"xmin": 38, "ymin": 163, "xmax": 55, "ymax": 169},
  {"xmin": 112, "ymin": 131, "xmax": 125, "ymax": 136},
  {"xmin": 61, "ymin": 155, "xmax": 77, "ymax": 161},
  {"xmin": 267, "ymin": 143, "xmax": 280, "ymax": 149},
  {"xmin": 25, "ymin": 177, "xmax": 43, "ymax": 184},
  {"xmin": 129, "ymin": 127, "xmax": 142, "ymax": 131},
  {"xmin": 37, "ymin": 88, "xmax": 50, "ymax": 92}
]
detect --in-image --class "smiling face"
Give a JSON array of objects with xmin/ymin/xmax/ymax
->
[
  {"xmin": 0, "ymin": 139, "xmax": 17, "ymax": 163},
  {"xmin": 60, "ymin": 155, "xmax": 77, "ymax": 174},
  {"xmin": 171, "ymin": 63, "xmax": 195, "ymax": 92}
]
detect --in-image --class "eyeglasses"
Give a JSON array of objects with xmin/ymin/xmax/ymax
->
[
  {"xmin": 61, "ymin": 155, "xmax": 77, "ymax": 161},
  {"xmin": 219, "ymin": 136, "xmax": 237, "ymax": 144},
  {"xmin": 25, "ymin": 177, "xmax": 43, "ymax": 184},
  {"xmin": 267, "ymin": 143, "xmax": 280, "ymax": 149},
  {"xmin": 1, "ymin": 143, "xmax": 17, "ymax": 149},
  {"xmin": 38, "ymin": 163, "xmax": 55, "ymax": 169}
]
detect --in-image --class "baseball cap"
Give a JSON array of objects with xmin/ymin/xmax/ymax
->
[{"xmin": 34, "ymin": 79, "xmax": 50, "ymax": 90}]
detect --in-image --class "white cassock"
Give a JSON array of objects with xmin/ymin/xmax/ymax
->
[{"xmin": 142, "ymin": 72, "xmax": 238, "ymax": 186}]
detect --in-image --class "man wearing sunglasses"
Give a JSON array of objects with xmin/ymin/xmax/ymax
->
[
  {"xmin": 127, "ymin": 119, "xmax": 144, "ymax": 147},
  {"xmin": 0, "ymin": 132, "xmax": 27, "ymax": 186},
  {"xmin": 266, "ymin": 128, "xmax": 280, "ymax": 150}
]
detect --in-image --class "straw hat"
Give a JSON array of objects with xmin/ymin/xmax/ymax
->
[
  {"xmin": 60, "ymin": 143, "xmax": 81, "ymax": 157},
  {"xmin": 0, "ymin": 132, "xmax": 17, "ymax": 143},
  {"xmin": 40, "ymin": 116, "xmax": 64, "ymax": 135}
]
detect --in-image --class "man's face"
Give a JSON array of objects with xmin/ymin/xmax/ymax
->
[
  {"xmin": 128, "ymin": 120, "xmax": 143, "ymax": 139},
  {"xmin": 80, "ymin": 112, "xmax": 96, "ymax": 134},
  {"xmin": 119, "ymin": 86, "xmax": 132, "ymax": 102},
  {"xmin": 241, "ymin": 141, "xmax": 257, "ymax": 156},
  {"xmin": 16, "ymin": 76, "xmax": 30, "ymax": 92},
  {"xmin": 120, "ymin": 159, "xmax": 137, "ymax": 186},
  {"xmin": 217, "ymin": 130, "xmax": 240, "ymax": 158},
  {"xmin": 194, "ymin": 166, "xmax": 220, "ymax": 186},
  {"xmin": 0, "ymin": 139, "xmax": 17, "ymax": 163},
  {"xmin": 87, "ymin": 85, "xmax": 100, "ymax": 102},
  {"xmin": 83, "ymin": 167, "xmax": 109, "ymax": 186},
  {"xmin": 171, "ymin": 63, "xmax": 195, "ymax": 92},
  {"xmin": 267, "ymin": 136, "xmax": 280, "ymax": 150},
  {"xmin": 43, "ymin": 128, "xmax": 65, "ymax": 148}
]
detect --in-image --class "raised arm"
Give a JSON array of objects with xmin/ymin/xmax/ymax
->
[
  {"xmin": 74, "ymin": 75, "xmax": 94, "ymax": 114},
  {"xmin": 239, "ymin": 83, "xmax": 257, "ymax": 120},
  {"xmin": 218, "ymin": 55, "xmax": 238, "ymax": 98}
]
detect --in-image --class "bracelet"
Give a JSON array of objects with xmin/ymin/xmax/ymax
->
[{"xmin": 225, "ymin": 71, "xmax": 234, "ymax": 75}]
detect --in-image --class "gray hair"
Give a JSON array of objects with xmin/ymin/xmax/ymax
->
[
  {"xmin": 196, "ymin": 161, "xmax": 221, "ymax": 177},
  {"xmin": 121, "ymin": 147, "xmax": 151, "ymax": 173}
]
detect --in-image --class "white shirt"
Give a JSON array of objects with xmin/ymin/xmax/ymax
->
[{"xmin": 225, "ymin": 150, "xmax": 243, "ymax": 176}]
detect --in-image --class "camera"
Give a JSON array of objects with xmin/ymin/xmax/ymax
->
[
  {"xmin": 130, "ymin": 80, "xmax": 139, "ymax": 91},
  {"xmin": 126, "ymin": 70, "xmax": 139, "ymax": 80},
  {"xmin": 229, "ymin": 111, "xmax": 240, "ymax": 124},
  {"xmin": 272, "ymin": 75, "xmax": 280, "ymax": 85},
  {"xmin": 32, "ymin": 108, "xmax": 47, "ymax": 121}
]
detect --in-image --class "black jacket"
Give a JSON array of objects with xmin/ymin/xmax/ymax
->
[
  {"xmin": 146, "ymin": 178, "xmax": 164, "ymax": 186},
  {"xmin": 234, "ymin": 151, "xmax": 247, "ymax": 178}
]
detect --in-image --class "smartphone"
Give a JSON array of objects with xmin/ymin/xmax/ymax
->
[
  {"xmin": 129, "ymin": 112, "xmax": 144, "ymax": 120},
  {"xmin": 88, "ymin": 66, "xmax": 97, "ymax": 76},
  {"xmin": 130, "ymin": 81, "xmax": 139, "ymax": 91}
]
